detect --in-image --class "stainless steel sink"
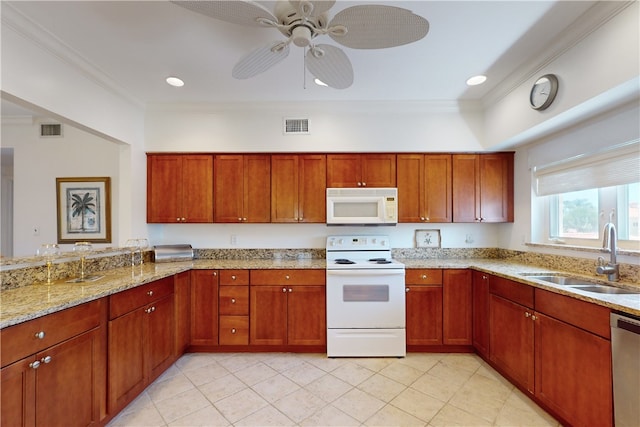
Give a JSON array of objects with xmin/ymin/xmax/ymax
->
[
  {"xmin": 523, "ymin": 275, "xmax": 639, "ymax": 295},
  {"xmin": 571, "ymin": 285, "xmax": 639, "ymax": 295}
]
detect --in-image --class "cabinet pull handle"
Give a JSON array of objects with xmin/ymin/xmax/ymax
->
[
  {"xmin": 231, "ymin": 298, "xmax": 236, "ymax": 304},
  {"xmin": 41, "ymin": 356, "xmax": 52, "ymax": 364},
  {"xmin": 231, "ymin": 328, "xmax": 237, "ymax": 334},
  {"xmin": 34, "ymin": 331, "xmax": 45, "ymax": 340},
  {"xmin": 29, "ymin": 360, "xmax": 41, "ymax": 370},
  {"xmin": 147, "ymin": 290, "xmax": 154, "ymax": 297}
]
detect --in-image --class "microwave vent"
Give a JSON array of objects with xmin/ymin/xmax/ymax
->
[
  {"xmin": 40, "ymin": 123, "xmax": 63, "ymax": 137},
  {"xmin": 283, "ymin": 118, "xmax": 309, "ymax": 135}
]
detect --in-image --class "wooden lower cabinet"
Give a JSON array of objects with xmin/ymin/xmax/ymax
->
[
  {"xmin": 108, "ymin": 278, "xmax": 175, "ymax": 413},
  {"xmin": 1, "ymin": 299, "xmax": 107, "ymax": 427},
  {"xmin": 406, "ymin": 269, "xmax": 443, "ymax": 346},
  {"xmin": 250, "ymin": 269, "xmax": 325, "ymax": 347},
  {"xmin": 443, "ymin": 269, "xmax": 473, "ymax": 345},
  {"xmin": 472, "ymin": 271, "xmax": 490, "ymax": 357},
  {"xmin": 190, "ymin": 270, "xmax": 219, "ymax": 346},
  {"xmin": 174, "ymin": 271, "xmax": 191, "ymax": 356}
]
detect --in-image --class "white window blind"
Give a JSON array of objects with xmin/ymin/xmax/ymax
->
[{"xmin": 533, "ymin": 140, "xmax": 640, "ymax": 196}]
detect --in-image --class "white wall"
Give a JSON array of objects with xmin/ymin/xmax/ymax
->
[{"xmin": 1, "ymin": 120, "xmax": 121, "ymax": 256}]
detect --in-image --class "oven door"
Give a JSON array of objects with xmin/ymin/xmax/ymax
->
[{"xmin": 326, "ymin": 269, "xmax": 405, "ymax": 329}]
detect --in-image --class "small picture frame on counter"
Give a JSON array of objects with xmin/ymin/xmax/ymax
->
[{"xmin": 415, "ymin": 229, "xmax": 441, "ymax": 248}]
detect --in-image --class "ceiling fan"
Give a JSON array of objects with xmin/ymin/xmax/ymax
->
[{"xmin": 170, "ymin": 0, "xmax": 429, "ymax": 89}]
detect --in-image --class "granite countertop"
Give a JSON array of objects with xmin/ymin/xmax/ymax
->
[{"xmin": 1, "ymin": 258, "xmax": 638, "ymax": 330}]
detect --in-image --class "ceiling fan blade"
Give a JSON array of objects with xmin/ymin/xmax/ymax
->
[
  {"xmin": 232, "ymin": 41, "xmax": 290, "ymax": 79},
  {"xmin": 170, "ymin": 0, "xmax": 277, "ymax": 27},
  {"xmin": 305, "ymin": 44, "xmax": 353, "ymax": 89},
  {"xmin": 328, "ymin": 5, "xmax": 429, "ymax": 49},
  {"xmin": 289, "ymin": 1, "xmax": 336, "ymax": 17}
]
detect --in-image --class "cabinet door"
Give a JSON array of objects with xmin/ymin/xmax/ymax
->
[
  {"xmin": 109, "ymin": 309, "xmax": 145, "ymax": 412},
  {"xmin": 327, "ymin": 154, "xmax": 361, "ymax": 187},
  {"xmin": 214, "ymin": 155, "xmax": 244, "ymax": 222},
  {"xmin": 190, "ymin": 270, "xmax": 219, "ymax": 346},
  {"xmin": 361, "ymin": 154, "xmax": 396, "ymax": 187},
  {"xmin": 443, "ymin": 269, "xmax": 472, "ymax": 345},
  {"xmin": 452, "ymin": 154, "xmax": 479, "ymax": 223},
  {"xmin": 406, "ymin": 285, "xmax": 443, "ymax": 345},
  {"xmin": 535, "ymin": 313, "xmax": 613, "ymax": 427},
  {"xmin": 478, "ymin": 153, "xmax": 513, "ymax": 222},
  {"xmin": 174, "ymin": 271, "xmax": 191, "ymax": 357},
  {"xmin": 287, "ymin": 286, "xmax": 326, "ymax": 346},
  {"xmin": 489, "ymin": 294, "xmax": 534, "ymax": 393},
  {"xmin": 250, "ymin": 286, "xmax": 287, "ymax": 346},
  {"xmin": 397, "ymin": 154, "xmax": 423, "ymax": 222},
  {"xmin": 271, "ymin": 155, "xmax": 299, "ymax": 223},
  {"xmin": 146, "ymin": 294, "xmax": 175, "ymax": 382},
  {"xmin": 472, "ymin": 271, "xmax": 490, "ymax": 357},
  {"xmin": 181, "ymin": 155, "xmax": 214, "ymax": 222},
  {"xmin": 147, "ymin": 155, "xmax": 182, "ymax": 223},
  {"xmin": 36, "ymin": 329, "xmax": 103, "ymax": 427},
  {"xmin": 244, "ymin": 155, "xmax": 271, "ymax": 222},
  {"xmin": 298, "ymin": 155, "xmax": 326, "ymax": 223},
  {"xmin": 1, "ymin": 357, "xmax": 35, "ymax": 427},
  {"xmin": 423, "ymin": 154, "xmax": 452, "ymax": 222}
]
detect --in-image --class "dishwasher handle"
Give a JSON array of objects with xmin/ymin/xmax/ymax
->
[{"xmin": 611, "ymin": 312, "xmax": 640, "ymax": 335}]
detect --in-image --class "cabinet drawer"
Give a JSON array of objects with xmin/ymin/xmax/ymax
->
[
  {"xmin": 490, "ymin": 276, "xmax": 534, "ymax": 308},
  {"xmin": 1, "ymin": 298, "xmax": 104, "ymax": 368},
  {"xmin": 219, "ymin": 316, "xmax": 249, "ymax": 345},
  {"xmin": 406, "ymin": 269, "xmax": 443, "ymax": 285},
  {"xmin": 251, "ymin": 269, "xmax": 325, "ymax": 285},
  {"xmin": 219, "ymin": 270, "xmax": 249, "ymax": 286},
  {"xmin": 535, "ymin": 288, "xmax": 611, "ymax": 339},
  {"xmin": 109, "ymin": 277, "xmax": 174, "ymax": 319},
  {"xmin": 219, "ymin": 286, "xmax": 249, "ymax": 315}
]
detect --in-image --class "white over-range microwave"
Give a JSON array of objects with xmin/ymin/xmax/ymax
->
[{"xmin": 326, "ymin": 187, "xmax": 398, "ymax": 225}]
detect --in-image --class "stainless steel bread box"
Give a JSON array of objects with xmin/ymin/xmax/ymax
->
[{"xmin": 152, "ymin": 244, "xmax": 194, "ymax": 263}]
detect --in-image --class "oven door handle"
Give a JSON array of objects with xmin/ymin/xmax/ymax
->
[{"xmin": 326, "ymin": 270, "xmax": 405, "ymax": 276}]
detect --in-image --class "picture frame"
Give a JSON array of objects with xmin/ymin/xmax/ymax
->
[
  {"xmin": 56, "ymin": 177, "xmax": 111, "ymax": 243},
  {"xmin": 415, "ymin": 229, "xmax": 441, "ymax": 248}
]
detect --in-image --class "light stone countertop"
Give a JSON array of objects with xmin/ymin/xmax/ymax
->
[{"xmin": 1, "ymin": 258, "xmax": 638, "ymax": 330}]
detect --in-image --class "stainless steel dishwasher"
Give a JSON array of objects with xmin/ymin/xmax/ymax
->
[{"xmin": 610, "ymin": 312, "xmax": 640, "ymax": 427}]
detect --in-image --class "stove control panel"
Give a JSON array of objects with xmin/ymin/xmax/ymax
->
[{"xmin": 327, "ymin": 235, "xmax": 390, "ymax": 250}]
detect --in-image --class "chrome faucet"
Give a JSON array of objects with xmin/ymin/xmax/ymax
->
[{"xmin": 596, "ymin": 211, "xmax": 619, "ymax": 281}]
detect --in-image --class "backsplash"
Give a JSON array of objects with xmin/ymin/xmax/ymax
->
[{"xmin": 1, "ymin": 247, "xmax": 637, "ymax": 291}]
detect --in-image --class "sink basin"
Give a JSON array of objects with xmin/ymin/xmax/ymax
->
[
  {"xmin": 526, "ymin": 275, "xmax": 595, "ymax": 287},
  {"xmin": 571, "ymin": 285, "xmax": 639, "ymax": 295}
]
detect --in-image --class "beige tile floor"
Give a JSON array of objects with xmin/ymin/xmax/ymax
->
[{"xmin": 107, "ymin": 352, "xmax": 561, "ymax": 427}]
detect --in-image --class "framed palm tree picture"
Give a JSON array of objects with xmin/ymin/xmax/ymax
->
[{"xmin": 56, "ymin": 177, "xmax": 111, "ymax": 243}]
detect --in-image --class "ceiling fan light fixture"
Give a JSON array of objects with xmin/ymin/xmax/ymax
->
[
  {"xmin": 166, "ymin": 76, "xmax": 184, "ymax": 87},
  {"xmin": 466, "ymin": 75, "xmax": 487, "ymax": 86},
  {"xmin": 291, "ymin": 26, "xmax": 312, "ymax": 47}
]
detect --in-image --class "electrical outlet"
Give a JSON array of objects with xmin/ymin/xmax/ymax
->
[
  {"xmin": 33, "ymin": 226, "xmax": 40, "ymax": 236},
  {"xmin": 465, "ymin": 234, "xmax": 474, "ymax": 244},
  {"xmin": 230, "ymin": 234, "xmax": 237, "ymax": 245}
]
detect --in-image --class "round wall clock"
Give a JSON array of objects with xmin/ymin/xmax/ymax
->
[{"xmin": 529, "ymin": 74, "xmax": 559, "ymax": 110}]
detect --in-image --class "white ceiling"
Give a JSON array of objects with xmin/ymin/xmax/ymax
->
[{"xmin": 2, "ymin": 0, "xmax": 598, "ymax": 113}]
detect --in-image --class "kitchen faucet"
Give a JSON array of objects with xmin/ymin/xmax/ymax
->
[{"xmin": 596, "ymin": 211, "xmax": 619, "ymax": 281}]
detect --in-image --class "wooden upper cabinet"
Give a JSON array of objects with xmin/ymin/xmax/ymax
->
[
  {"xmin": 147, "ymin": 154, "xmax": 214, "ymax": 223},
  {"xmin": 397, "ymin": 154, "xmax": 452, "ymax": 223},
  {"xmin": 271, "ymin": 154, "xmax": 326, "ymax": 223},
  {"xmin": 452, "ymin": 153, "xmax": 514, "ymax": 223},
  {"xmin": 327, "ymin": 154, "xmax": 396, "ymax": 188},
  {"xmin": 215, "ymin": 154, "xmax": 271, "ymax": 223}
]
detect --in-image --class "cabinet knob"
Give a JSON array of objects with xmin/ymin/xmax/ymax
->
[
  {"xmin": 176, "ymin": 218, "xmax": 180, "ymax": 221},
  {"xmin": 531, "ymin": 315, "xmax": 538, "ymax": 321},
  {"xmin": 243, "ymin": 217, "xmax": 247, "ymax": 221},
  {"xmin": 482, "ymin": 275, "xmax": 488, "ymax": 280},
  {"xmin": 425, "ymin": 217, "xmax": 430, "ymax": 221},
  {"xmin": 29, "ymin": 360, "xmax": 41, "ymax": 370},
  {"xmin": 288, "ymin": 288, "xmax": 293, "ymax": 293},
  {"xmin": 231, "ymin": 298, "xmax": 236, "ymax": 304},
  {"xmin": 181, "ymin": 217, "xmax": 186, "ymax": 221},
  {"xmin": 213, "ymin": 272, "xmax": 217, "ymax": 276},
  {"xmin": 147, "ymin": 290, "xmax": 154, "ymax": 297},
  {"xmin": 145, "ymin": 306, "xmax": 156, "ymax": 314},
  {"xmin": 406, "ymin": 287, "xmax": 410, "ymax": 292},
  {"xmin": 420, "ymin": 217, "xmax": 425, "ymax": 221},
  {"xmin": 357, "ymin": 182, "xmax": 362, "ymax": 186},
  {"xmin": 282, "ymin": 288, "xmax": 287, "ymax": 293},
  {"xmin": 41, "ymin": 355, "xmax": 52, "ymax": 364},
  {"xmin": 285, "ymin": 275, "xmax": 290, "ymax": 280},
  {"xmin": 34, "ymin": 331, "xmax": 45, "ymax": 340},
  {"xmin": 231, "ymin": 328, "xmax": 237, "ymax": 334},
  {"xmin": 421, "ymin": 274, "xmax": 427, "ymax": 280},
  {"xmin": 525, "ymin": 312, "xmax": 531, "ymax": 318},
  {"xmin": 231, "ymin": 275, "xmax": 236, "ymax": 280}
]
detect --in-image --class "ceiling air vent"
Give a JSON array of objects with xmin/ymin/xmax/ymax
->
[
  {"xmin": 40, "ymin": 123, "xmax": 63, "ymax": 137},
  {"xmin": 283, "ymin": 118, "xmax": 309, "ymax": 135}
]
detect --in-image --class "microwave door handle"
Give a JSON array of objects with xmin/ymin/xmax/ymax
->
[{"xmin": 326, "ymin": 270, "xmax": 405, "ymax": 276}]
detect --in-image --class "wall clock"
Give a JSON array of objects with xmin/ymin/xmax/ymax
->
[{"xmin": 529, "ymin": 74, "xmax": 559, "ymax": 110}]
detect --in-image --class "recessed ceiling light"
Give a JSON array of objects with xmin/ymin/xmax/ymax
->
[
  {"xmin": 166, "ymin": 76, "xmax": 184, "ymax": 87},
  {"xmin": 314, "ymin": 78, "xmax": 328, "ymax": 87},
  {"xmin": 466, "ymin": 75, "xmax": 487, "ymax": 86}
]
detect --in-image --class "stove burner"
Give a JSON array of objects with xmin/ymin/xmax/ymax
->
[
  {"xmin": 334, "ymin": 258, "xmax": 355, "ymax": 264},
  {"xmin": 369, "ymin": 258, "xmax": 392, "ymax": 264}
]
